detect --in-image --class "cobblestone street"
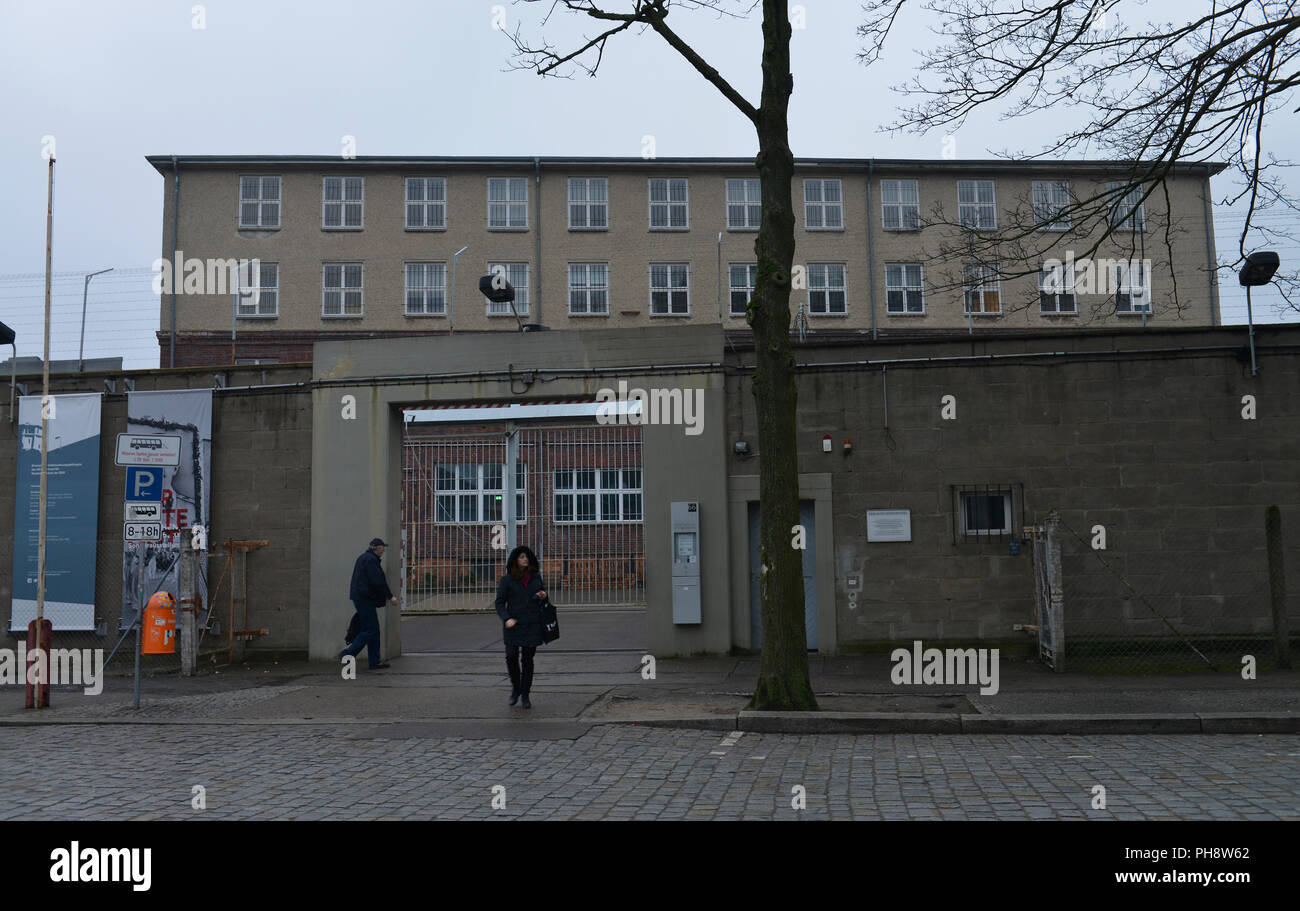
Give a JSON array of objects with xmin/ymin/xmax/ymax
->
[{"xmin": 1, "ymin": 724, "xmax": 1295, "ymax": 821}]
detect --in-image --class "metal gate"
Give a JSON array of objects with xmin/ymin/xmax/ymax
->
[
  {"xmin": 1027, "ymin": 510, "xmax": 1064, "ymax": 670},
  {"xmin": 401, "ymin": 421, "xmax": 644, "ymax": 611}
]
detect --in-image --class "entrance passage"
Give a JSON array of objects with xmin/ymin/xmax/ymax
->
[
  {"xmin": 402, "ymin": 421, "xmax": 645, "ymax": 612},
  {"xmin": 748, "ymin": 500, "xmax": 818, "ymax": 650}
]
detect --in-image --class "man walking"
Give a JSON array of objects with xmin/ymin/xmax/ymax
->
[{"xmin": 340, "ymin": 537, "xmax": 398, "ymax": 670}]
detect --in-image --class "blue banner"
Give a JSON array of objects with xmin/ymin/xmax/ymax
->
[{"xmin": 11, "ymin": 393, "xmax": 102, "ymax": 631}]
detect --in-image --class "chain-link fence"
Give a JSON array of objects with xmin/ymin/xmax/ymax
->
[{"xmin": 1027, "ymin": 509, "xmax": 1297, "ymax": 673}]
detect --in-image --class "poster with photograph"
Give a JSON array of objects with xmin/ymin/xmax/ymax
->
[{"xmin": 121, "ymin": 389, "xmax": 212, "ymax": 629}]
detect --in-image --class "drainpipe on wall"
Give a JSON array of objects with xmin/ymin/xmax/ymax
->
[
  {"xmin": 169, "ymin": 155, "xmax": 181, "ymax": 367},
  {"xmin": 717, "ymin": 232, "xmax": 723, "ymax": 322},
  {"xmin": 1202, "ymin": 168, "xmax": 1220, "ymax": 327},
  {"xmin": 866, "ymin": 160, "xmax": 877, "ymax": 341},
  {"xmin": 534, "ymin": 157, "xmax": 542, "ymax": 324}
]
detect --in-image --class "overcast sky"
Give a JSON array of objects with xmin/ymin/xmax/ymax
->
[{"xmin": 1, "ymin": 0, "xmax": 1295, "ymax": 369}]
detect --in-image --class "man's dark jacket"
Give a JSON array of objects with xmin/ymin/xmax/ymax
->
[
  {"xmin": 350, "ymin": 549, "xmax": 394, "ymax": 606},
  {"xmin": 495, "ymin": 571, "xmax": 546, "ymax": 647}
]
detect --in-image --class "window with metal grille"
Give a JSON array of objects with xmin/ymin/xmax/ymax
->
[
  {"xmin": 554, "ymin": 468, "xmax": 642, "ymax": 523},
  {"xmin": 569, "ymin": 263, "xmax": 609, "ymax": 314},
  {"xmin": 568, "ymin": 178, "xmax": 608, "ymax": 229},
  {"xmin": 1107, "ymin": 181, "xmax": 1145, "ymax": 230},
  {"xmin": 881, "ymin": 179, "xmax": 920, "ymax": 230},
  {"xmin": 951, "ymin": 484, "xmax": 1023, "ymax": 541},
  {"xmin": 323, "ymin": 176, "xmax": 363, "ymax": 229},
  {"xmin": 650, "ymin": 263, "xmax": 689, "ymax": 315},
  {"xmin": 957, "ymin": 179, "xmax": 997, "ymax": 229},
  {"xmin": 726, "ymin": 178, "xmax": 761, "ymax": 229},
  {"xmin": 804, "ymin": 179, "xmax": 843, "ymax": 230},
  {"xmin": 1032, "ymin": 180, "xmax": 1071, "ymax": 230},
  {"xmin": 435, "ymin": 463, "xmax": 525, "ymax": 524},
  {"xmin": 488, "ymin": 177, "xmax": 528, "ymax": 229},
  {"xmin": 405, "ymin": 263, "xmax": 447, "ymax": 316},
  {"xmin": 648, "ymin": 178, "xmax": 689, "ymax": 229},
  {"xmin": 235, "ymin": 261, "xmax": 278, "ymax": 317},
  {"xmin": 322, "ymin": 263, "xmax": 363, "ymax": 316},
  {"xmin": 239, "ymin": 176, "xmax": 281, "ymax": 228},
  {"xmin": 808, "ymin": 263, "xmax": 846, "ymax": 314},
  {"xmin": 963, "ymin": 262, "xmax": 1001, "ymax": 314},
  {"xmin": 1114, "ymin": 259, "xmax": 1150, "ymax": 313},
  {"xmin": 405, "ymin": 178, "xmax": 446, "ymax": 229},
  {"xmin": 885, "ymin": 263, "xmax": 923, "ymax": 314},
  {"xmin": 1039, "ymin": 264, "xmax": 1077, "ymax": 314},
  {"xmin": 729, "ymin": 263, "xmax": 757, "ymax": 317}
]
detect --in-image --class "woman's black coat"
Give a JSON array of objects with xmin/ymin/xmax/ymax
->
[{"xmin": 495, "ymin": 570, "xmax": 546, "ymax": 647}]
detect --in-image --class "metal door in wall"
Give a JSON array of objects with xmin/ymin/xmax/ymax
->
[
  {"xmin": 402, "ymin": 422, "xmax": 644, "ymax": 611},
  {"xmin": 748, "ymin": 500, "xmax": 818, "ymax": 650}
]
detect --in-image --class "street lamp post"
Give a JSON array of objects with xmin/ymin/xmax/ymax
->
[
  {"xmin": 449, "ymin": 246, "xmax": 469, "ymax": 333},
  {"xmin": 1239, "ymin": 251, "xmax": 1280, "ymax": 377},
  {"xmin": 79, "ymin": 268, "xmax": 113, "ymax": 372}
]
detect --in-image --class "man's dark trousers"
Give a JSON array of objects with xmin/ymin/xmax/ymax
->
[{"xmin": 342, "ymin": 599, "xmax": 381, "ymax": 667}]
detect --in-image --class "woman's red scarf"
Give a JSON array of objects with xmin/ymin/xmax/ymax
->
[{"xmin": 521, "ymin": 570, "xmax": 531, "ymax": 587}]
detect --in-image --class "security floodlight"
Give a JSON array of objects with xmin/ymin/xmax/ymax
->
[
  {"xmin": 0, "ymin": 322, "xmax": 14, "ymax": 346},
  {"xmin": 479, "ymin": 274, "xmax": 515, "ymax": 303},
  {"xmin": 1238, "ymin": 251, "xmax": 1280, "ymax": 377},
  {"xmin": 1239, "ymin": 251, "xmax": 1280, "ymax": 287}
]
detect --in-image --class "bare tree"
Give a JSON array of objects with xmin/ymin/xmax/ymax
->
[
  {"xmin": 508, "ymin": 0, "xmax": 818, "ymax": 710},
  {"xmin": 859, "ymin": 0, "xmax": 1300, "ymax": 311}
]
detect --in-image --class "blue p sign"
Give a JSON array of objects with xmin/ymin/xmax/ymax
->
[{"xmin": 127, "ymin": 466, "xmax": 162, "ymax": 502}]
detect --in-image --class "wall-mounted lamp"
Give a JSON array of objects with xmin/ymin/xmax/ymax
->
[
  {"xmin": 822, "ymin": 434, "xmax": 832, "ymax": 453},
  {"xmin": 843, "ymin": 438, "xmax": 853, "ymax": 454}
]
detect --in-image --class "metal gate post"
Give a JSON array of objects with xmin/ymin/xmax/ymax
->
[
  {"xmin": 1046, "ymin": 510, "xmax": 1065, "ymax": 672},
  {"xmin": 504, "ymin": 424, "xmax": 518, "ymax": 556}
]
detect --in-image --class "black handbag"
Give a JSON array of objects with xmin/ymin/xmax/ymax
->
[{"xmin": 539, "ymin": 596, "xmax": 559, "ymax": 643}]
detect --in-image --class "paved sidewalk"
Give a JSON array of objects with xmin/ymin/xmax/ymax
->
[{"xmin": 1, "ymin": 644, "xmax": 1295, "ymax": 735}]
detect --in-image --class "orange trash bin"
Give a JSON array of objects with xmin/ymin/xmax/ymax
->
[{"xmin": 143, "ymin": 591, "xmax": 176, "ymax": 654}]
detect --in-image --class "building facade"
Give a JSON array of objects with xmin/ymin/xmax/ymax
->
[{"xmin": 148, "ymin": 155, "xmax": 1225, "ymax": 366}]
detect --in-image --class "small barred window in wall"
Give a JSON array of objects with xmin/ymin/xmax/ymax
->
[
  {"xmin": 239, "ymin": 176, "xmax": 281, "ymax": 228},
  {"xmin": 957, "ymin": 180, "xmax": 997, "ymax": 229},
  {"xmin": 1032, "ymin": 180, "xmax": 1071, "ymax": 230},
  {"xmin": 406, "ymin": 263, "xmax": 447, "ymax": 315},
  {"xmin": 236, "ymin": 261, "xmax": 279, "ymax": 316},
  {"xmin": 488, "ymin": 177, "xmax": 528, "ymax": 229},
  {"xmin": 406, "ymin": 178, "xmax": 446, "ymax": 229},
  {"xmin": 1039, "ymin": 264, "xmax": 1077, "ymax": 314},
  {"xmin": 569, "ymin": 263, "xmax": 609, "ymax": 314},
  {"xmin": 569, "ymin": 178, "xmax": 609, "ymax": 229},
  {"xmin": 1115, "ymin": 260, "xmax": 1149, "ymax": 313},
  {"xmin": 486, "ymin": 263, "xmax": 529, "ymax": 315},
  {"xmin": 650, "ymin": 263, "xmax": 689, "ymax": 314},
  {"xmin": 435, "ymin": 463, "xmax": 526, "ymax": 524},
  {"xmin": 726, "ymin": 178, "xmax": 761, "ymax": 229},
  {"xmin": 808, "ymin": 264, "xmax": 846, "ymax": 314},
  {"xmin": 885, "ymin": 263, "xmax": 923, "ymax": 314},
  {"xmin": 881, "ymin": 179, "xmax": 920, "ymax": 230},
  {"xmin": 554, "ymin": 468, "xmax": 642, "ymax": 523},
  {"xmin": 323, "ymin": 177, "xmax": 364, "ymax": 228},
  {"xmin": 1107, "ymin": 182, "xmax": 1145, "ymax": 230},
  {"xmin": 963, "ymin": 263, "xmax": 1000, "ymax": 314},
  {"xmin": 804, "ymin": 179, "xmax": 843, "ymax": 229},
  {"xmin": 649, "ymin": 178, "xmax": 689, "ymax": 229},
  {"xmin": 729, "ymin": 263, "xmax": 757, "ymax": 316},
  {"xmin": 323, "ymin": 263, "xmax": 363, "ymax": 316}
]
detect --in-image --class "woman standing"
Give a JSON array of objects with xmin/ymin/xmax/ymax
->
[{"xmin": 494, "ymin": 545, "xmax": 547, "ymax": 709}]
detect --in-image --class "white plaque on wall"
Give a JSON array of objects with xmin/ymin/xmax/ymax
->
[{"xmin": 867, "ymin": 509, "xmax": 911, "ymax": 542}]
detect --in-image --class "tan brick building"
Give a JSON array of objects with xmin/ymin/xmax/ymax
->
[{"xmin": 147, "ymin": 155, "xmax": 1225, "ymax": 366}]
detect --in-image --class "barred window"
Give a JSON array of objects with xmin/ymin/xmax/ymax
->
[
  {"xmin": 569, "ymin": 263, "xmax": 609, "ymax": 315},
  {"xmin": 435, "ymin": 464, "xmax": 526, "ymax": 524},
  {"xmin": 649, "ymin": 178, "xmax": 689, "ymax": 229},
  {"xmin": 323, "ymin": 177, "xmax": 363, "ymax": 229},
  {"xmin": 726, "ymin": 178, "xmax": 761, "ymax": 229},
  {"xmin": 807, "ymin": 264, "xmax": 846, "ymax": 314},
  {"xmin": 322, "ymin": 263, "xmax": 363, "ymax": 316},
  {"xmin": 649, "ymin": 263, "xmax": 689, "ymax": 315},
  {"xmin": 804, "ymin": 179, "xmax": 843, "ymax": 230},
  {"xmin": 235, "ymin": 261, "xmax": 278, "ymax": 317},
  {"xmin": 881, "ymin": 179, "xmax": 919, "ymax": 230},
  {"xmin": 406, "ymin": 262, "xmax": 447, "ymax": 316},
  {"xmin": 957, "ymin": 179, "xmax": 996, "ymax": 229},
  {"xmin": 239, "ymin": 176, "xmax": 280, "ymax": 228},
  {"xmin": 568, "ymin": 178, "xmax": 608, "ymax": 229},
  {"xmin": 729, "ymin": 263, "xmax": 757, "ymax": 317},
  {"xmin": 554, "ymin": 467, "xmax": 642, "ymax": 523},
  {"xmin": 485, "ymin": 263, "xmax": 529, "ymax": 316},
  {"xmin": 488, "ymin": 177, "xmax": 528, "ymax": 229},
  {"xmin": 1032, "ymin": 180, "xmax": 1071, "ymax": 230},
  {"xmin": 405, "ymin": 178, "xmax": 446, "ymax": 229},
  {"xmin": 885, "ymin": 263, "xmax": 923, "ymax": 314}
]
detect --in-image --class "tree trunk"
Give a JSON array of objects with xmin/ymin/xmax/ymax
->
[{"xmin": 745, "ymin": 0, "xmax": 817, "ymax": 711}]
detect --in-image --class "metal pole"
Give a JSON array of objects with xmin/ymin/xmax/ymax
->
[
  {"xmin": 133, "ymin": 560, "xmax": 142, "ymax": 709},
  {"xmin": 504, "ymin": 424, "xmax": 518, "ymax": 555},
  {"xmin": 716, "ymin": 232, "xmax": 722, "ymax": 322},
  {"xmin": 79, "ymin": 267, "xmax": 113, "ymax": 372},
  {"xmin": 1245, "ymin": 284, "xmax": 1258, "ymax": 376},
  {"xmin": 37, "ymin": 158, "xmax": 54, "ymax": 687},
  {"xmin": 450, "ymin": 245, "xmax": 468, "ymax": 333},
  {"xmin": 1139, "ymin": 213, "xmax": 1147, "ymax": 329}
]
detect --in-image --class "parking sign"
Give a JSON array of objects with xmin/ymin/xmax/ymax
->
[{"xmin": 126, "ymin": 466, "xmax": 162, "ymax": 502}]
